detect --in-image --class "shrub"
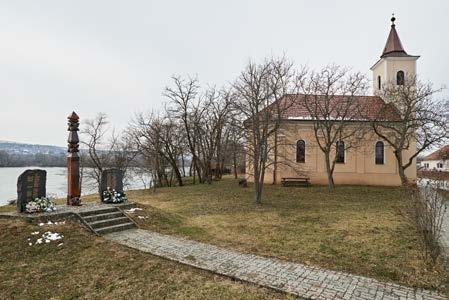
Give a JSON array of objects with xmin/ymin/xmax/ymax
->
[{"xmin": 405, "ymin": 181, "xmax": 447, "ymax": 266}]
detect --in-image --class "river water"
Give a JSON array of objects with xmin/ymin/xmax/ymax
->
[{"xmin": 0, "ymin": 167, "xmax": 151, "ymax": 206}]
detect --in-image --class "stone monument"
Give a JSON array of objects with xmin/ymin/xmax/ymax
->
[
  {"xmin": 100, "ymin": 169, "xmax": 124, "ymax": 202},
  {"xmin": 17, "ymin": 169, "xmax": 47, "ymax": 213}
]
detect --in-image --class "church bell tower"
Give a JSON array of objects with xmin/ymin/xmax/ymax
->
[{"xmin": 370, "ymin": 16, "xmax": 420, "ymax": 97}]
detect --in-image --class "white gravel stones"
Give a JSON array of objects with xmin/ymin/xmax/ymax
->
[
  {"xmin": 28, "ymin": 231, "xmax": 64, "ymax": 246},
  {"xmin": 38, "ymin": 221, "xmax": 66, "ymax": 226},
  {"xmin": 125, "ymin": 208, "xmax": 142, "ymax": 213}
]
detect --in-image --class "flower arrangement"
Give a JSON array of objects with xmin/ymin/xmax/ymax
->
[
  {"xmin": 25, "ymin": 197, "xmax": 56, "ymax": 213},
  {"xmin": 102, "ymin": 187, "xmax": 127, "ymax": 203}
]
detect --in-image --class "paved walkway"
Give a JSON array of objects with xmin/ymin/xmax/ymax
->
[{"xmin": 105, "ymin": 229, "xmax": 446, "ymax": 300}]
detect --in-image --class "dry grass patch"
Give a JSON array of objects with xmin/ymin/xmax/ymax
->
[
  {"xmin": 126, "ymin": 178, "xmax": 448, "ymax": 294},
  {"xmin": 0, "ymin": 219, "xmax": 287, "ymax": 299}
]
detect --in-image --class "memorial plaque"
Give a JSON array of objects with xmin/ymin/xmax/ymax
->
[
  {"xmin": 17, "ymin": 169, "xmax": 47, "ymax": 213},
  {"xmin": 100, "ymin": 169, "xmax": 124, "ymax": 201}
]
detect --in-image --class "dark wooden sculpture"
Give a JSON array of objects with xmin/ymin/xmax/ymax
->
[{"xmin": 67, "ymin": 111, "xmax": 81, "ymax": 205}]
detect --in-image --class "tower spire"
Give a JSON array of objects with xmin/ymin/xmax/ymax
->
[{"xmin": 381, "ymin": 15, "xmax": 408, "ymax": 58}]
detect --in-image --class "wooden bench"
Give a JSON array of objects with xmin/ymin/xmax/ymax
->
[{"xmin": 281, "ymin": 176, "xmax": 310, "ymax": 187}]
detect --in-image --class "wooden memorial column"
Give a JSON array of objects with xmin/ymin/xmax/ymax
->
[{"xmin": 67, "ymin": 111, "xmax": 81, "ymax": 205}]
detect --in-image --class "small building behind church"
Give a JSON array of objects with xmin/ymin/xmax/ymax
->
[
  {"xmin": 246, "ymin": 17, "xmax": 418, "ymax": 186},
  {"xmin": 421, "ymin": 145, "xmax": 449, "ymax": 172}
]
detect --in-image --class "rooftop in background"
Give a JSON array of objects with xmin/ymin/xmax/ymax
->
[
  {"xmin": 423, "ymin": 145, "xmax": 449, "ymax": 161},
  {"xmin": 273, "ymin": 94, "xmax": 401, "ymax": 121}
]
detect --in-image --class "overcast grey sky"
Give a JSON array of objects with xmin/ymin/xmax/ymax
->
[{"xmin": 1, "ymin": 0, "xmax": 448, "ymax": 146}]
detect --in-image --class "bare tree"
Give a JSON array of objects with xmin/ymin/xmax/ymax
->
[
  {"xmin": 299, "ymin": 65, "xmax": 369, "ymax": 190},
  {"xmin": 109, "ymin": 129, "xmax": 139, "ymax": 187},
  {"xmin": 80, "ymin": 113, "xmax": 110, "ymax": 195},
  {"xmin": 164, "ymin": 76, "xmax": 204, "ymax": 183},
  {"xmin": 233, "ymin": 57, "xmax": 300, "ymax": 204},
  {"xmin": 156, "ymin": 115, "xmax": 186, "ymax": 186},
  {"xmin": 165, "ymin": 76, "xmax": 235, "ymax": 184},
  {"xmin": 196, "ymin": 87, "xmax": 233, "ymax": 183},
  {"xmin": 372, "ymin": 75, "xmax": 448, "ymax": 185},
  {"xmin": 130, "ymin": 112, "xmax": 182, "ymax": 187},
  {"xmin": 227, "ymin": 117, "xmax": 245, "ymax": 179},
  {"xmin": 81, "ymin": 113, "xmax": 137, "ymax": 195}
]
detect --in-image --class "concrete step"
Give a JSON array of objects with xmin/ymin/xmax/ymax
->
[
  {"xmin": 83, "ymin": 211, "xmax": 124, "ymax": 223},
  {"xmin": 89, "ymin": 217, "xmax": 131, "ymax": 229},
  {"xmin": 79, "ymin": 207, "xmax": 118, "ymax": 217},
  {"xmin": 95, "ymin": 222, "xmax": 136, "ymax": 235}
]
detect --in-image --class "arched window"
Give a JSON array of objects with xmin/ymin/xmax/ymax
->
[
  {"xmin": 296, "ymin": 140, "xmax": 305, "ymax": 163},
  {"xmin": 375, "ymin": 141, "xmax": 384, "ymax": 165},
  {"xmin": 336, "ymin": 140, "xmax": 345, "ymax": 163},
  {"xmin": 396, "ymin": 71, "xmax": 404, "ymax": 85},
  {"xmin": 377, "ymin": 75, "xmax": 381, "ymax": 90}
]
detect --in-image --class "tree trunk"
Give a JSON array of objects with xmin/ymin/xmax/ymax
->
[
  {"xmin": 181, "ymin": 154, "xmax": 186, "ymax": 177},
  {"xmin": 324, "ymin": 152, "xmax": 335, "ymax": 191},
  {"xmin": 272, "ymin": 130, "xmax": 278, "ymax": 185},
  {"xmin": 233, "ymin": 149, "xmax": 238, "ymax": 179},
  {"xmin": 174, "ymin": 166, "xmax": 183, "ymax": 186},
  {"xmin": 219, "ymin": 158, "xmax": 225, "ymax": 179},
  {"xmin": 206, "ymin": 161, "xmax": 212, "ymax": 184},
  {"xmin": 253, "ymin": 157, "xmax": 262, "ymax": 204},
  {"xmin": 394, "ymin": 150, "xmax": 409, "ymax": 186},
  {"xmin": 254, "ymin": 178, "xmax": 263, "ymax": 204}
]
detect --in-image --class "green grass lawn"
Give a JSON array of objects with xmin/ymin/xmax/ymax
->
[
  {"xmin": 120, "ymin": 177, "xmax": 447, "ymax": 293},
  {"xmin": 0, "ymin": 219, "xmax": 286, "ymax": 299}
]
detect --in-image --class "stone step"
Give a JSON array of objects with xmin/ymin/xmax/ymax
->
[
  {"xmin": 89, "ymin": 217, "xmax": 131, "ymax": 229},
  {"xmin": 83, "ymin": 211, "xmax": 124, "ymax": 223},
  {"xmin": 79, "ymin": 207, "xmax": 118, "ymax": 217},
  {"xmin": 95, "ymin": 222, "xmax": 136, "ymax": 235}
]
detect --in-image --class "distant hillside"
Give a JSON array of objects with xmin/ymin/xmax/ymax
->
[
  {"xmin": 0, "ymin": 141, "xmax": 66, "ymax": 167},
  {"xmin": 0, "ymin": 141, "xmax": 65, "ymax": 155}
]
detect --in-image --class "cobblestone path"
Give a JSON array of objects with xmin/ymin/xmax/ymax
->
[{"xmin": 105, "ymin": 229, "xmax": 446, "ymax": 300}]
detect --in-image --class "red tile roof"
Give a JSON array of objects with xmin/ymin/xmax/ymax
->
[
  {"xmin": 423, "ymin": 145, "xmax": 449, "ymax": 161},
  {"xmin": 273, "ymin": 94, "xmax": 401, "ymax": 121}
]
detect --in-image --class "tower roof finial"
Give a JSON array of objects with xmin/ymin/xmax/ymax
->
[{"xmin": 381, "ymin": 14, "xmax": 409, "ymax": 58}]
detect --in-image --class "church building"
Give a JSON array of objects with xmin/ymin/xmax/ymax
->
[{"xmin": 248, "ymin": 17, "xmax": 418, "ymax": 186}]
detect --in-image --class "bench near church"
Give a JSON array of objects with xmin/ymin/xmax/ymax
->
[{"xmin": 281, "ymin": 176, "xmax": 310, "ymax": 187}]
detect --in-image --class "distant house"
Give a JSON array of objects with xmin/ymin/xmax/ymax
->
[{"xmin": 422, "ymin": 145, "xmax": 449, "ymax": 172}]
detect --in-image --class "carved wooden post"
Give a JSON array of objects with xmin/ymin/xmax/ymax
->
[{"xmin": 67, "ymin": 112, "xmax": 81, "ymax": 205}]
